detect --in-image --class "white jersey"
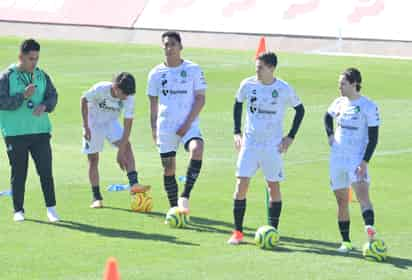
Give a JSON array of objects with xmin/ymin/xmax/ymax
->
[
  {"xmin": 236, "ymin": 76, "xmax": 302, "ymax": 148},
  {"xmin": 83, "ymin": 81, "xmax": 135, "ymax": 125},
  {"xmin": 327, "ymin": 95, "xmax": 380, "ymax": 157},
  {"xmin": 147, "ymin": 60, "xmax": 207, "ymax": 133}
]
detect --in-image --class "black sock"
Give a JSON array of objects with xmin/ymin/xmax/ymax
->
[
  {"xmin": 268, "ymin": 201, "xmax": 282, "ymax": 229},
  {"xmin": 181, "ymin": 160, "xmax": 202, "ymax": 198},
  {"xmin": 338, "ymin": 221, "xmax": 351, "ymax": 242},
  {"xmin": 362, "ymin": 209, "xmax": 375, "ymax": 226},
  {"xmin": 127, "ymin": 171, "xmax": 139, "ymax": 186},
  {"xmin": 92, "ymin": 186, "xmax": 103, "ymax": 201},
  {"xmin": 164, "ymin": 175, "xmax": 178, "ymax": 207},
  {"xmin": 234, "ymin": 199, "xmax": 246, "ymax": 232}
]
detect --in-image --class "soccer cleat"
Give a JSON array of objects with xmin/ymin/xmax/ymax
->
[
  {"xmin": 13, "ymin": 211, "xmax": 25, "ymax": 222},
  {"xmin": 90, "ymin": 200, "xmax": 103, "ymax": 209},
  {"xmin": 178, "ymin": 197, "xmax": 190, "ymax": 214},
  {"xmin": 337, "ymin": 241, "xmax": 353, "ymax": 253},
  {"xmin": 227, "ymin": 230, "xmax": 244, "ymax": 245},
  {"xmin": 47, "ymin": 207, "xmax": 60, "ymax": 223},
  {"xmin": 130, "ymin": 184, "xmax": 151, "ymax": 194},
  {"xmin": 365, "ymin": 225, "xmax": 377, "ymax": 242}
]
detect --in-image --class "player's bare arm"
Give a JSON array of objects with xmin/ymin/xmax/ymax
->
[
  {"xmin": 149, "ymin": 96, "xmax": 158, "ymax": 143},
  {"xmin": 80, "ymin": 96, "xmax": 90, "ymax": 141}
]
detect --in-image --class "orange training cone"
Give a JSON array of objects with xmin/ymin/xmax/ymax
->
[
  {"xmin": 255, "ymin": 36, "xmax": 267, "ymax": 59},
  {"xmin": 104, "ymin": 257, "xmax": 120, "ymax": 280},
  {"xmin": 349, "ymin": 187, "xmax": 356, "ymax": 203}
]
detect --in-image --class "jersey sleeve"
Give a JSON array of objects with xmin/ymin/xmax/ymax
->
[
  {"xmin": 123, "ymin": 95, "xmax": 135, "ymax": 119},
  {"xmin": 366, "ymin": 101, "xmax": 380, "ymax": 127},
  {"xmin": 193, "ymin": 66, "xmax": 207, "ymax": 92},
  {"xmin": 327, "ymin": 98, "xmax": 340, "ymax": 118},
  {"xmin": 146, "ymin": 69, "xmax": 159, "ymax": 97},
  {"xmin": 235, "ymin": 79, "xmax": 248, "ymax": 103},
  {"xmin": 286, "ymin": 86, "xmax": 302, "ymax": 108}
]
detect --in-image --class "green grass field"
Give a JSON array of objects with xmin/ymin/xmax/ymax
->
[{"xmin": 0, "ymin": 36, "xmax": 411, "ymax": 280}]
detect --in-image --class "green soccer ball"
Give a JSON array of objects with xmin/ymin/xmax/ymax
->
[
  {"xmin": 165, "ymin": 207, "xmax": 190, "ymax": 228},
  {"xmin": 362, "ymin": 239, "xmax": 388, "ymax": 262},
  {"xmin": 254, "ymin": 225, "xmax": 280, "ymax": 249}
]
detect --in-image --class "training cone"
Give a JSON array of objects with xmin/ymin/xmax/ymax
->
[
  {"xmin": 349, "ymin": 187, "xmax": 357, "ymax": 203},
  {"xmin": 104, "ymin": 257, "xmax": 120, "ymax": 280},
  {"xmin": 255, "ymin": 36, "xmax": 267, "ymax": 59}
]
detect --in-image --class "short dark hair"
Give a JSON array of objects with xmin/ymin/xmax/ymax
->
[
  {"xmin": 161, "ymin": 31, "xmax": 182, "ymax": 44},
  {"xmin": 20, "ymin": 39, "xmax": 40, "ymax": 54},
  {"xmin": 257, "ymin": 52, "xmax": 278, "ymax": 68},
  {"xmin": 114, "ymin": 72, "xmax": 136, "ymax": 95},
  {"xmin": 342, "ymin": 68, "xmax": 362, "ymax": 91}
]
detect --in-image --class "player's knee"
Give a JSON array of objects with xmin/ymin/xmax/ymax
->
[
  {"xmin": 336, "ymin": 196, "xmax": 349, "ymax": 208},
  {"xmin": 163, "ymin": 166, "xmax": 175, "ymax": 176},
  {"xmin": 234, "ymin": 189, "xmax": 246, "ymax": 200},
  {"xmin": 88, "ymin": 154, "xmax": 99, "ymax": 167},
  {"xmin": 190, "ymin": 141, "xmax": 203, "ymax": 159}
]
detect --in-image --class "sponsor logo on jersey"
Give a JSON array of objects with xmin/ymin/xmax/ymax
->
[
  {"xmin": 97, "ymin": 99, "xmax": 120, "ymax": 112},
  {"xmin": 257, "ymin": 109, "xmax": 277, "ymax": 115}
]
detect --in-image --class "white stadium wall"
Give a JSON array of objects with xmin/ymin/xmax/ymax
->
[{"xmin": 0, "ymin": 0, "xmax": 411, "ymax": 42}]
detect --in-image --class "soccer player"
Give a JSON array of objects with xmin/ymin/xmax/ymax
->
[
  {"xmin": 324, "ymin": 68, "xmax": 380, "ymax": 253},
  {"xmin": 81, "ymin": 72, "xmax": 150, "ymax": 208},
  {"xmin": 147, "ymin": 31, "xmax": 207, "ymax": 214},
  {"xmin": 0, "ymin": 39, "xmax": 59, "ymax": 222},
  {"xmin": 228, "ymin": 52, "xmax": 305, "ymax": 244}
]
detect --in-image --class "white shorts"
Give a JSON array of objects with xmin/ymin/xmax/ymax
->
[
  {"xmin": 82, "ymin": 120, "xmax": 123, "ymax": 154},
  {"xmin": 157, "ymin": 125, "xmax": 202, "ymax": 154},
  {"xmin": 236, "ymin": 147, "xmax": 284, "ymax": 182},
  {"xmin": 329, "ymin": 155, "xmax": 370, "ymax": 191}
]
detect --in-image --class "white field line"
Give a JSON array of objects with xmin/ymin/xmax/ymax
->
[{"xmin": 307, "ymin": 51, "xmax": 412, "ymax": 61}]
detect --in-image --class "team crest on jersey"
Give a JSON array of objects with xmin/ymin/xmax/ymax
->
[
  {"xmin": 355, "ymin": 105, "xmax": 361, "ymax": 113},
  {"xmin": 180, "ymin": 70, "xmax": 187, "ymax": 78},
  {"xmin": 272, "ymin": 89, "xmax": 279, "ymax": 98}
]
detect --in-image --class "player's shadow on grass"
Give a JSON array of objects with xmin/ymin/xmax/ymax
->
[
  {"xmin": 101, "ymin": 207, "xmax": 412, "ymax": 268},
  {"xmin": 25, "ymin": 218, "xmax": 199, "ymax": 247},
  {"xmin": 274, "ymin": 237, "xmax": 412, "ymax": 269},
  {"xmin": 104, "ymin": 206, "xmax": 256, "ymax": 235}
]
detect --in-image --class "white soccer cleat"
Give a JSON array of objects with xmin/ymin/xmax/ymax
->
[
  {"xmin": 365, "ymin": 225, "xmax": 377, "ymax": 242},
  {"xmin": 90, "ymin": 200, "xmax": 103, "ymax": 209},
  {"xmin": 178, "ymin": 197, "xmax": 190, "ymax": 214},
  {"xmin": 47, "ymin": 206, "xmax": 60, "ymax": 223},
  {"xmin": 337, "ymin": 241, "xmax": 353, "ymax": 253},
  {"xmin": 13, "ymin": 211, "xmax": 25, "ymax": 222}
]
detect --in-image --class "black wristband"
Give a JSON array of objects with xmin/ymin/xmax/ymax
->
[
  {"xmin": 324, "ymin": 113, "xmax": 334, "ymax": 137},
  {"xmin": 287, "ymin": 104, "xmax": 305, "ymax": 139},
  {"xmin": 363, "ymin": 126, "xmax": 379, "ymax": 162},
  {"xmin": 233, "ymin": 101, "xmax": 243, "ymax": 134}
]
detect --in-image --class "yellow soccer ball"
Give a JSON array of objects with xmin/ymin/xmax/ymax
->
[
  {"xmin": 131, "ymin": 192, "xmax": 153, "ymax": 212},
  {"xmin": 165, "ymin": 207, "xmax": 190, "ymax": 228},
  {"xmin": 254, "ymin": 225, "xmax": 280, "ymax": 249},
  {"xmin": 362, "ymin": 239, "xmax": 388, "ymax": 262}
]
